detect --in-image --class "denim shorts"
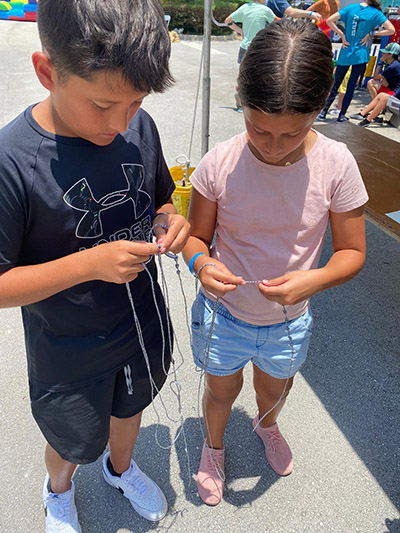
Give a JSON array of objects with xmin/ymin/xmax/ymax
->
[{"xmin": 191, "ymin": 292, "xmax": 313, "ymax": 379}]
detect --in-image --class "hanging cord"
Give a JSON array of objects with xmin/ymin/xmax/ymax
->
[
  {"xmin": 171, "ymin": 26, "xmax": 204, "ymax": 187},
  {"xmin": 189, "ymin": 41, "xmax": 204, "ymax": 164},
  {"xmin": 124, "ymin": 222, "xmax": 195, "ymax": 484},
  {"xmin": 211, "ymin": 3, "xmax": 228, "ymax": 28}
]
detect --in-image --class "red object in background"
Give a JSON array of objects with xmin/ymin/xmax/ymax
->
[
  {"xmin": 388, "ymin": 19, "xmax": 400, "ymax": 44},
  {"xmin": 8, "ymin": 13, "xmax": 37, "ymax": 22},
  {"xmin": 319, "ymin": 18, "xmax": 331, "ymax": 38}
]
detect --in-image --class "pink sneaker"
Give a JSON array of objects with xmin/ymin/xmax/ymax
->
[
  {"xmin": 252, "ymin": 416, "xmax": 293, "ymax": 476},
  {"xmin": 196, "ymin": 441, "xmax": 225, "ymax": 506}
]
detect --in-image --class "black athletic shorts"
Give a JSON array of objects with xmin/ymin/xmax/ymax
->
[{"xmin": 30, "ymin": 342, "xmax": 171, "ymax": 465}]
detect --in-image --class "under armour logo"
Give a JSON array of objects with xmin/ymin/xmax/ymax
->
[{"xmin": 63, "ymin": 164, "xmax": 151, "ymax": 238}]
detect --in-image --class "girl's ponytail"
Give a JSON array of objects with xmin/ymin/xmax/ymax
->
[{"xmin": 367, "ymin": 0, "xmax": 382, "ymax": 10}]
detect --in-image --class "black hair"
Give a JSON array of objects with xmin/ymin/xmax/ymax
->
[
  {"xmin": 367, "ymin": 0, "xmax": 382, "ymax": 11},
  {"xmin": 238, "ymin": 19, "xmax": 334, "ymax": 115},
  {"xmin": 37, "ymin": 0, "xmax": 173, "ymax": 93}
]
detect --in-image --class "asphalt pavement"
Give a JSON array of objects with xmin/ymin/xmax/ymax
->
[{"xmin": 0, "ymin": 21, "xmax": 399, "ymax": 533}]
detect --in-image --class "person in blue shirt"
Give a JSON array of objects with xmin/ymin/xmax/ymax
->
[{"xmin": 317, "ymin": 0, "xmax": 395, "ymax": 122}]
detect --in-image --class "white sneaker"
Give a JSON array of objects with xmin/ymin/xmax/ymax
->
[
  {"xmin": 42, "ymin": 474, "xmax": 82, "ymax": 532},
  {"xmin": 102, "ymin": 452, "xmax": 167, "ymax": 522}
]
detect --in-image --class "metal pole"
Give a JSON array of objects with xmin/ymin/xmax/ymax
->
[{"xmin": 202, "ymin": 0, "xmax": 211, "ymax": 156}]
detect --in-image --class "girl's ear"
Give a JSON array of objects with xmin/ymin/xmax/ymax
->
[{"xmin": 32, "ymin": 51, "xmax": 57, "ymax": 92}]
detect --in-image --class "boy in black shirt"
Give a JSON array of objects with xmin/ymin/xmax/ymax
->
[{"xmin": 0, "ymin": 0, "xmax": 190, "ymax": 531}]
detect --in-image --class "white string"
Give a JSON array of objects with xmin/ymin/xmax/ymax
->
[
  {"xmin": 193, "ymin": 266, "xmax": 297, "ymax": 481},
  {"xmin": 124, "ymin": 223, "xmax": 298, "ymax": 486}
]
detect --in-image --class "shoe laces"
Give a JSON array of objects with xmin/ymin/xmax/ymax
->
[
  {"xmin": 122, "ymin": 464, "xmax": 148, "ymax": 495},
  {"xmin": 44, "ymin": 492, "xmax": 70, "ymax": 523},
  {"xmin": 205, "ymin": 448, "xmax": 225, "ymax": 481},
  {"xmin": 265, "ymin": 428, "xmax": 283, "ymax": 454}
]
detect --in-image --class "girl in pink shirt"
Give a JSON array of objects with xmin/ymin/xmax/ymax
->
[{"xmin": 183, "ymin": 19, "xmax": 368, "ymax": 506}]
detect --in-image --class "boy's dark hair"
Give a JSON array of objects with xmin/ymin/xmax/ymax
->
[
  {"xmin": 238, "ymin": 19, "xmax": 333, "ymax": 114},
  {"xmin": 37, "ymin": 0, "xmax": 173, "ymax": 93}
]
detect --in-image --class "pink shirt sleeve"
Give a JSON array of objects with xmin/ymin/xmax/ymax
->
[
  {"xmin": 189, "ymin": 147, "xmax": 218, "ymax": 202},
  {"xmin": 329, "ymin": 146, "xmax": 369, "ymax": 213}
]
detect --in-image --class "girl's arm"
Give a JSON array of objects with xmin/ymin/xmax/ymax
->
[
  {"xmin": 360, "ymin": 20, "xmax": 395, "ymax": 46},
  {"xmin": 258, "ymin": 206, "xmax": 366, "ymax": 306},
  {"xmin": 182, "ymin": 188, "xmax": 245, "ymax": 297},
  {"xmin": 327, "ymin": 13, "xmax": 350, "ymax": 48},
  {"xmin": 371, "ymin": 20, "xmax": 395, "ymax": 38}
]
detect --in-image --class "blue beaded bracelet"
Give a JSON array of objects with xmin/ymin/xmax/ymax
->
[{"xmin": 188, "ymin": 252, "xmax": 205, "ymax": 274}]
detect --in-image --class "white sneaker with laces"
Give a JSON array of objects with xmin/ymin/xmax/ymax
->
[
  {"xmin": 102, "ymin": 452, "xmax": 167, "ymax": 522},
  {"xmin": 42, "ymin": 474, "xmax": 82, "ymax": 533}
]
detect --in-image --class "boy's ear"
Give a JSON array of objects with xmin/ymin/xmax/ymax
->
[{"xmin": 32, "ymin": 52, "xmax": 57, "ymax": 92}]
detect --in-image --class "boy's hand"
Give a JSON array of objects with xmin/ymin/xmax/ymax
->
[
  {"xmin": 196, "ymin": 258, "xmax": 245, "ymax": 297},
  {"xmin": 153, "ymin": 213, "xmax": 190, "ymax": 254},
  {"xmin": 89, "ymin": 240, "xmax": 159, "ymax": 284},
  {"xmin": 258, "ymin": 270, "xmax": 323, "ymax": 306}
]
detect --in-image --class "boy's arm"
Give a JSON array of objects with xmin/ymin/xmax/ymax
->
[
  {"xmin": 258, "ymin": 207, "xmax": 366, "ymax": 306},
  {"xmin": 224, "ymin": 15, "xmax": 244, "ymax": 38},
  {"xmin": 152, "ymin": 199, "xmax": 190, "ymax": 254},
  {"xmin": 0, "ymin": 240, "xmax": 159, "ymax": 309}
]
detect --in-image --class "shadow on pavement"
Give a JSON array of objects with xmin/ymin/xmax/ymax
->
[
  {"xmin": 73, "ymin": 424, "xmax": 175, "ymax": 533},
  {"xmin": 301, "ymin": 221, "xmax": 400, "ymax": 514},
  {"xmin": 385, "ymin": 518, "xmax": 400, "ymax": 533}
]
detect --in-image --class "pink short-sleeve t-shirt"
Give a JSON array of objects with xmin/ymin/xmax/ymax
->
[{"xmin": 190, "ymin": 130, "xmax": 368, "ymax": 326}]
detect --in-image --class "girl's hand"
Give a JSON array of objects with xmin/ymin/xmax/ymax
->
[
  {"xmin": 341, "ymin": 36, "xmax": 350, "ymax": 48},
  {"xmin": 360, "ymin": 34, "xmax": 371, "ymax": 47},
  {"xmin": 258, "ymin": 270, "xmax": 323, "ymax": 306},
  {"xmin": 88, "ymin": 240, "xmax": 159, "ymax": 284},
  {"xmin": 197, "ymin": 259, "xmax": 246, "ymax": 298},
  {"xmin": 153, "ymin": 213, "xmax": 190, "ymax": 254}
]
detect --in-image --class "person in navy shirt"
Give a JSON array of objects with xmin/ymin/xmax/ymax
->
[
  {"xmin": 317, "ymin": 0, "xmax": 395, "ymax": 122},
  {"xmin": 265, "ymin": 0, "xmax": 322, "ymax": 20},
  {"xmin": 366, "ymin": 42, "xmax": 400, "ymax": 98}
]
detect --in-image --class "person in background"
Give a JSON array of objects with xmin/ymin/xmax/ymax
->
[
  {"xmin": 317, "ymin": 0, "xmax": 395, "ymax": 122},
  {"xmin": 355, "ymin": 87, "xmax": 400, "ymax": 126},
  {"xmin": 305, "ymin": 0, "xmax": 339, "ymax": 20},
  {"xmin": 225, "ymin": 0, "xmax": 277, "ymax": 111},
  {"xmin": 265, "ymin": 0, "xmax": 322, "ymax": 21},
  {"xmin": 365, "ymin": 42, "xmax": 400, "ymax": 99}
]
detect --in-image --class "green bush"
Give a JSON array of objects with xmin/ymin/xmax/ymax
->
[{"xmin": 162, "ymin": 0, "xmax": 242, "ymax": 35}]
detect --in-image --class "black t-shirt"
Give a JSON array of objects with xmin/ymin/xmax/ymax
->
[{"xmin": 0, "ymin": 106, "xmax": 175, "ymax": 391}]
